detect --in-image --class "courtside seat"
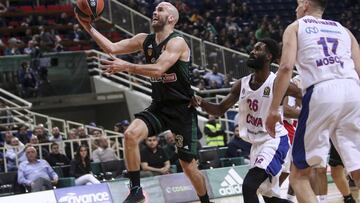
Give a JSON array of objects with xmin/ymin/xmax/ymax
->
[
  {"xmin": 57, "ymin": 177, "xmax": 75, "ymax": 188},
  {"xmin": 101, "ymin": 159, "xmax": 126, "ymax": 179},
  {"xmin": 198, "ymin": 148, "xmax": 221, "ymax": 169},
  {"xmin": 220, "ymin": 157, "xmax": 244, "ymax": 167}
]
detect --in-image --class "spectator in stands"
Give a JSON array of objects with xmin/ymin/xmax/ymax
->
[
  {"xmin": 69, "ymin": 24, "xmax": 86, "ymax": 42},
  {"xmin": 49, "ymin": 126, "xmax": 62, "ymax": 142},
  {"xmin": 16, "ymin": 124, "xmax": 31, "ymax": 144},
  {"xmin": 226, "ymin": 125, "xmax": 251, "ymax": 158},
  {"xmin": 255, "ymin": 22, "xmax": 270, "ymax": 40},
  {"xmin": 77, "ymin": 126, "xmax": 88, "ymax": 139},
  {"xmin": 46, "ymin": 142, "xmax": 70, "ymax": 167},
  {"xmin": 4, "ymin": 37, "xmax": 23, "ymax": 56},
  {"xmin": 33, "ymin": 126, "xmax": 49, "ymax": 143},
  {"xmin": 3, "ymin": 130, "xmax": 14, "ymax": 148},
  {"xmin": 204, "ymin": 115, "xmax": 226, "ymax": 147},
  {"xmin": 65, "ymin": 128, "xmax": 80, "ymax": 159},
  {"xmin": 29, "ymin": 135, "xmax": 49, "ymax": 158},
  {"xmin": 70, "ymin": 145, "xmax": 100, "ymax": 185},
  {"xmin": 23, "ymin": 40, "xmax": 36, "ymax": 55},
  {"xmin": 5, "ymin": 137, "xmax": 26, "ymax": 171},
  {"xmin": 39, "ymin": 26, "xmax": 56, "ymax": 52},
  {"xmin": 162, "ymin": 131, "xmax": 181, "ymax": 172},
  {"xmin": 17, "ymin": 146, "xmax": 58, "ymax": 192},
  {"xmin": 140, "ymin": 135, "xmax": 170, "ymax": 177},
  {"xmin": 56, "ymin": 12, "xmax": 72, "ymax": 26},
  {"xmin": 92, "ymin": 136, "xmax": 118, "ymax": 163},
  {"xmin": 18, "ymin": 61, "xmax": 38, "ymax": 98},
  {"xmin": 203, "ymin": 64, "xmax": 224, "ymax": 88},
  {"xmin": 191, "ymin": 69, "xmax": 202, "ymax": 87},
  {"xmin": 120, "ymin": 120, "xmax": 130, "ymax": 133}
]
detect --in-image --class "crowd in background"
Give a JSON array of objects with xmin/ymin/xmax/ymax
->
[{"xmin": 120, "ymin": 0, "xmax": 360, "ymax": 53}]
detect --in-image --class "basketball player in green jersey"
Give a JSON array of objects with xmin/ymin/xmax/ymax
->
[{"xmin": 76, "ymin": 2, "xmax": 211, "ymax": 203}]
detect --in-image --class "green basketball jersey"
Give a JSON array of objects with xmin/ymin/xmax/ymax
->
[{"xmin": 143, "ymin": 32, "xmax": 193, "ymax": 102}]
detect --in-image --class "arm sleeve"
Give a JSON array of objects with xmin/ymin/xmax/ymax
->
[
  {"xmin": 17, "ymin": 164, "xmax": 31, "ymax": 185},
  {"xmin": 45, "ymin": 160, "xmax": 58, "ymax": 180},
  {"xmin": 92, "ymin": 150, "xmax": 100, "ymax": 163}
]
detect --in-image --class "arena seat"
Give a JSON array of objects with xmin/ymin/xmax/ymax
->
[
  {"xmin": 100, "ymin": 159, "xmax": 126, "ymax": 179},
  {"xmin": 198, "ymin": 147, "xmax": 221, "ymax": 169}
]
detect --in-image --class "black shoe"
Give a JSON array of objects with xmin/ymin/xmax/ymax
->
[
  {"xmin": 344, "ymin": 195, "xmax": 356, "ymax": 203},
  {"xmin": 123, "ymin": 186, "xmax": 145, "ymax": 203}
]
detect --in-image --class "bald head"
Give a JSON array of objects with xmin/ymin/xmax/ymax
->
[
  {"xmin": 25, "ymin": 146, "xmax": 38, "ymax": 162},
  {"xmin": 162, "ymin": 2, "xmax": 179, "ymax": 25},
  {"xmin": 155, "ymin": 2, "xmax": 179, "ymax": 26}
]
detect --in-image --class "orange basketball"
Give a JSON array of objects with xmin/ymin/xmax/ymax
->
[{"xmin": 75, "ymin": 0, "xmax": 104, "ymax": 21}]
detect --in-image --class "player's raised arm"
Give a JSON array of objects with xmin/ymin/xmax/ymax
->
[
  {"xmin": 198, "ymin": 80, "xmax": 241, "ymax": 117},
  {"xmin": 101, "ymin": 37, "xmax": 188, "ymax": 78},
  {"xmin": 76, "ymin": 14, "xmax": 146, "ymax": 55},
  {"xmin": 266, "ymin": 22, "xmax": 298, "ymax": 136}
]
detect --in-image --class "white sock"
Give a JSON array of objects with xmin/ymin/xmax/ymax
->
[
  {"xmin": 318, "ymin": 195, "xmax": 327, "ymax": 203},
  {"xmin": 287, "ymin": 194, "xmax": 296, "ymax": 201}
]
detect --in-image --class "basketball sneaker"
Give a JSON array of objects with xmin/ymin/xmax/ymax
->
[{"xmin": 123, "ymin": 186, "xmax": 145, "ymax": 203}]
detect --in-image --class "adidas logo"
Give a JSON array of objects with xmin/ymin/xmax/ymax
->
[{"xmin": 219, "ymin": 168, "xmax": 243, "ymax": 196}]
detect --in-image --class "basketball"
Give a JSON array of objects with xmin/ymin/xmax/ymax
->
[{"xmin": 75, "ymin": 0, "xmax": 104, "ymax": 22}]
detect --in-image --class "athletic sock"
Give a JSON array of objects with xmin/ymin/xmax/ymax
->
[
  {"xmin": 199, "ymin": 192, "xmax": 210, "ymax": 203},
  {"xmin": 128, "ymin": 170, "xmax": 140, "ymax": 188},
  {"xmin": 318, "ymin": 195, "xmax": 327, "ymax": 203}
]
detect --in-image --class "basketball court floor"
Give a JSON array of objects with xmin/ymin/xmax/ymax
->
[{"xmin": 193, "ymin": 180, "xmax": 359, "ymax": 203}]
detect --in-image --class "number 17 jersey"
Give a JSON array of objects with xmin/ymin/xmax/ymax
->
[{"xmin": 296, "ymin": 15, "xmax": 358, "ymax": 90}]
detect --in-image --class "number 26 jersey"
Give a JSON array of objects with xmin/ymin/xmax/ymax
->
[
  {"xmin": 296, "ymin": 15, "xmax": 358, "ymax": 90},
  {"xmin": 238, "ymin": 72, "xmax": 288, "ymax": 144}
]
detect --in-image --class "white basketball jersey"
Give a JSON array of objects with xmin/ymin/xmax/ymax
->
[
  {"xmin": 296, "ymin": 15, "xmax": 358, "ymax": 90},
  {"xmin": 238, "ymin": 72, "xmax": 288, "ymax": 144}
]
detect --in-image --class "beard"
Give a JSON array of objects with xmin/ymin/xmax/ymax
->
[
  {"xmin": 152, "ymin": 18, "xmax": 167, "ymax": 32},
  {"xmin": 247, "ymin": 54, "xmax": 267, "ymax": 70}
]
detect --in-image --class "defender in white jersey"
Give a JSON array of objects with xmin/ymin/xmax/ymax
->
[
  {"xmin": 195, "ymin": 38, "xmax": 301, "ymax": 203},
  {"xmin": 265, "ymin": 0, "xmax": 360, "ymax": 203}
]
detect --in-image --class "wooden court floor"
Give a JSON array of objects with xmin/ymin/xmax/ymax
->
[{"xmin": 193, "ymin": 181, "xmax": 359, "ymax": 203}]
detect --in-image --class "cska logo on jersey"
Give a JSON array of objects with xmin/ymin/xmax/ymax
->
[{"xmin": 263, "ymin": 86, "xmax": 270, "ymax": 97}]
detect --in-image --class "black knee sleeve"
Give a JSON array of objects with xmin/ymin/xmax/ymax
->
[{"xmin": 242, "ymin": 167, "xmax": 269, "ymax": 203}]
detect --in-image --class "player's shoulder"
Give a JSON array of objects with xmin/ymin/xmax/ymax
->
[
  {"xmin": 167, "ymin": 35, "xmax": 189, "ymax": 50},
  {"xmin": 287, "ymin": 20, "xmax": 299, "ymax": 31},
  {"xmin": 168, "ymin": 35, "xmax": 187, "ymax": 44}
]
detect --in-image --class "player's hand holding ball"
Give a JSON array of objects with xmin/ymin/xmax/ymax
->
[{"xmin": 74, "ymin": 0, "xmax": 104, "ymax": 31}]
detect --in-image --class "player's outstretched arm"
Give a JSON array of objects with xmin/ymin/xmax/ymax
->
[
  {"xmin": 285, "ymin": 82, "xmax": 302, "ymax": 99},
  {"xmin": 101, "ymin": 37, "xmax": 187, "ymax": 77},
  {"xmin": 346, "ymin": 28, "xmax": 360, "ymax": 78},
  {"xmin": 76, "ymin": 14, "xmax": 146, "ymax": 55},
  {"xmin": 199, "ymin": 80, "xmax": 241, "ymax": 117},
  {"xmin": 266, "ymin": 22, "xmax": 298, "ymax": 137}
]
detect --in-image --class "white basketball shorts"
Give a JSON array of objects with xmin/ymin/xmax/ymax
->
[{"xmin": 292, "ymin": 78, "xmax": 360, "ymax": 173}]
